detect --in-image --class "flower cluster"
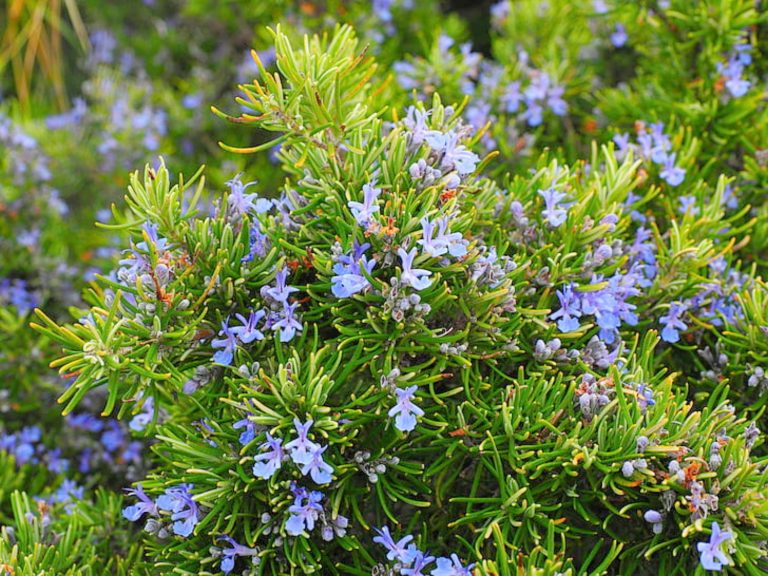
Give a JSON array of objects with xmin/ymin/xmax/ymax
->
[
  {"xmin": 212, "ymin": 267, "xmax": 303, "ymax": 364},
  {"xmin": 717, "ymin": 42, "xmax": 753, "ymax": 98},
  {"xmin": 550, "ymin": 270, "xmax": 639, "ymax": 344},
  {"xmin": 373, "ymin": 526, "xmax": 473, "ymax": 576},
  {"xmin": 613, "ymin": 121, "xmax": 686, "ymax": 187},
  {"xmin": 250, "ymin": 418, "xmax": 334, "ymax": 485},
  {"xmin": 122, "ymin": 483, "xmax": 201, "ymax": 538}
]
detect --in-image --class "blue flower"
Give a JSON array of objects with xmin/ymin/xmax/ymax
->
[
  {"xmin": 263, "ymin": 268, "xmax": 299, "ymax": 304},
  {"xmin": 156, "ymin": 484, "xmax": 199, "ymax": 537},
  {"xmin": 217, "ymin": 535, "xmax": 259, "ymax": 574},
  {"xmin": 241, "ymin": 222, "xmax": 270, "ymax": 263},
  {"xmin": 660, "ymin": 302, "xmax": 688, "ymax": 343},
  {"xmin": 636, "ymin": 384, "xmax": 655, "ymax": 414},
  {"xmin": 232, "ymin": 310, "xmax": 266, "ymax": 344},
  {"xmin": 403, "ymin": 106, "xmax": 431, "ymax": 148},
  {"xmin": 501, "ymin": 81, "xmax": 522, "ymax": 113},
  {"xmin": 402, "ymin": 551, "xmax": 436, "ymax": 575},
  {"xmin": 388, "ymin": 385, "xmax": 424, "ymax": 432},
  {"xmin": 718, "ymin": 45, "xmax": 752, "ymax": 98},
  {"xmin": 550, "ymin": 283, "xmax": 582, "ymax": 332},
  {"xmin": 373, "ymin": 526, "xmax": 415, "ymax": 562},
  {"xmin": 424, "ymin": 130, "xmax": 479, "ymax": 175},
  {"xmin": 418, "ymin": 217, "xmax": 467, "ymax": 259},
  {"xmin": 430, "ymin": 554, "xmax": 475, "ymax": 576},
  {"xmin": 129, "ymin": 396, "xmax": 154, "ymax": 432},
  {"xmin": 538, "ymin": 187, "xmax": 570, "ymax": 227},
  {"xmin": 331, "ymin": 242, "xmax": 376, "ymax": 298},
  {"xmin": 321, "ymin": 513, "xmax": 349, "ymax": 541},
  {"xmin": 613, "ymin": 133, "xmax": 631, "ymax": 160},
  {"xmin": 398, "ymin": 248, "xmax": 432, "ymax": 291},
  {"xmin": 234, "ymin": 417, "xmax": 257, "ymax": 446},
  {"xmin": 252, "ymin": 433, "xmax": 285, "ymax": 480},
  {"xmin": 348, "ymin": 182, "xmax": 381, "ymax": 227},
  {"xmin": 226, "ymin": 174, "xmax": 272, "ymax": 218},
  {"xmin": 678, "ymin": 195, "xmax": 699, "ymax": 215},
  {"xmin": 101, "ymin": 421, "xmax": 125, "ymax": 453},
  {"xmin": 45, "ymin": 448, "xmax": 70, "ymax": 474},
  {"xmin": 49, "ymin": 479, "xmax": 84, "ymax": 511},
  {"xmin": 546, "ymin": 84, "xmax": 567, "ymax": 117},
  {"xmin": 697, "ymin": 522, "xmax": 733, "ymax": 571},
  {"xmin": 285, "ymin": 485, "xmax": 323, "ymax": 536},
  {"xmin": 271, "ymin": 301, "xmax": 303, "ymax": 343},
  {"xmin": 284, "ymin": 418, "xmax": 320, "ymax": 465},
  {"xmin": 610, "ymin": 24, "xmax": 628, "ymax": 48},
  {"xmin": 212, "ymin": 319, "xmax": 239, "ymax": 365},
  {"xmin": 300, "ymin": 444, "xmax": 334, "ymax": 485},
  {"xmin": 660, "ymin": 153, "xmax": 685, "ymax": 187},
  {"xmin": 122, "ymin": 484, "xmax": 158, "ymax": 521},
  {"xmin": 0, "ymin": 279, "xmax": 39, "ymax": 315}
]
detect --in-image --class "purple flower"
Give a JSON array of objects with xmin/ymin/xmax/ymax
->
[
  {"xmin": 299, "ymin": 444, "xmax": 334, "ymax": 484},
  {"xmin": 218, "ymin": 535, "xmax": 259, "ymax": 574},
  {"xmin": 418, "ymin": 217, "xmax": 467, "ymax": 259},
  {"xmin": 678, "ymin": 195, "xmax": 699, "ymax": 215},
  {"xmin": 129, "ymin": 397, "xmax": 154, "ymax": 432},
  {"xmin": 610, "ymin": 24, "xmax": 628, "ymax": 48},
  {"xmin": 285, "ymin": 485, "xmax": 323, "ymax": 536},
  {"xmin": 373, "ymin": 526, "xmax": 415, "ymax": 562},
  {"xmin": 546, "ymin": 84, "xmax": 568, "ymax": 117},
  {"xmin": 156, "ymin": 484, "xmax": 199, "ymax": 537},
  {"xmin": 241, "ymin": 222, "xmax": 270, "ymax": 263},
  {"xmin": 660, "ymin": 153, "xmax": 685, "ymax": 187},
  {"xmin": 232, "ymin": 310, "xmax": 265, "ymax": 344},
  {"xmin": 501, "ymin": 81, "xmax": 522, "ymax": 113},
  {"xmin": 398, "ymin": 248, "xmax": 432, "ymax": 291},
  {"xmin": 348, "ymin": 182, "xmax": 381, "ymax": 227},
  {"xmin": 101, "ymin": 421, "xmax": 125, "ymax": 453},
  {"xmin": 521, "ymin": 100, "xmax": 543, "ymax": 127},
  {"xmin": 0, "ymin": 279, "xmax": 39, "ymax": 314},
  {"xmin": 697, "ymin": 522, "xmax": 733, "ymax": 571},
  {"xmin": 49, "ymin": 479, "xmax": 84, "ymax": 510},
  {"xmin": 490, "ymin": 0, "xmax": 510, "ymax": 28},
  {"xmin": 284, "ymin": 419, "xmax": 320, "ymax": 465},
  {"xmin": 404, "ymin": 106, "xmax": 431, "ymax": 148},
  {"xmin": 550, "ymin": 283, "xmax": 582, "ymax": 332},
  {"xmin": 649, "ymin": 123, "xmax": 671, "ymax": 164},
  {"xmin": 45, "ymin": 449, "xmax": 70, "ymax": 474},
  {"xmin": 388, "ymin": 385, "xmax": 424, "ymax": 432},
  {"xmin": 46, "ymin": 97, "xmax": 88, "ymax": 129},
  {"xmin": 212, "ymin": 319, "xmax": 239, "ymax": 365},
  {"xmin": 226, "ymin": 174, "xmax": 272, "ymax": 217},
  {"xmin": 263, "ymin": 268, "xmax": 299, "ymax": 304},
  {"xmin": 271, "ymin": 301, "xmax": 303, "ymax": 343},
  {"xmin": 233, "ymin": 417, "xmax": 256, "ymax": 446},
  {"xmin": 122, "ymin": 484, "xmax": 158, "ymax": 521},
  {"xmin": 636, "ymin": 384, "xmax": 655, "ymax": 414},
  {"xmin": 718, "ymin": 48, "xmax": 752, "ymax": 98},
  {"xmin": 660, "ymin": 302, "xmax": 688, "ymax": 343},
  {"xmin": 431, "ymin": 554, "xmax": 474, "ymax": 576},
  {"xmin": 539, "ymin": 187, "xmax": 570, "ymax": 228},
  {"xmin": 425, "ymin": 130, "xmax": 479, "ymax": 175},
  {"xmin": 402, "ymin": 551, "xmax": 436, "ymax": 575},
  {"xmin": 613, "ymin": 132, "xmax": 631, "ymax": 161},
  {"xmin": 252, "ymin": 433, "xmax": 285, "ymax": 479},
  {"xmin": 332, "ymin": 242, "xmax": 376, "ymax": 298}
]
